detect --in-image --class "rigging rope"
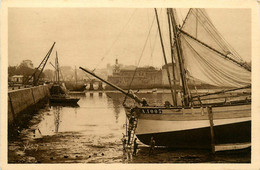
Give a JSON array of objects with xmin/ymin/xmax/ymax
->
[
  {"xmin": 183, "ymin": 35, "xmax": 246, "ymax": 80},
  {"xmin": 182, "ymin": 38, "xmax": 230, "ymax": 86},
  {"xmin": 92, "ymin": 9, "xmax": 137, "ymax": 72},
  {"xmin": 188, "ymin": 9, "xmax": 245, "ymax": 63},
  {"xmin": 189, "ymin": 9, "xmax": 229, "ymax": 55},
  {"xmin": 197, "ymin": 9, "xmax": 244, "ymax": 61},
  {"xmin": 181, "ymin": 8, "xmax": 248, "ymax": 72},
  {"xmin": 147, "ymin": 9, "xmax": 153, "ymax": 65},
  {"xmin": 178, "ymin": 9, "xmax": 185, "ymax": 23},
  {"xmin": 149, "ymin": 26, "xmax": 159, "ymax": 64},
  {"xmin": 182, "ymin": 36, "xmax": 250, "ymax": 87},
  {"xmin": 122, "ymin": 9, "xmax": 158, "ymax": 105},
  {"xmin": 181, "ymin": 9, "xmax": 192, "ymax": 29}
]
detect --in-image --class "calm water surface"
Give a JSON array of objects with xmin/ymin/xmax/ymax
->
[{"xmin": 8, "ymin": 91, "xmax": 250, "ymax": 163}]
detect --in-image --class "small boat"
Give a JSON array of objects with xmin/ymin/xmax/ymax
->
[
  {"xmin": 50, "ymin": 84, "xmax": 80, "ymax": 104},
  {"xmin": 50, "ymin": 96, "xmax": 80, "ymax": 104},
  {"xmin": 49, "ymin": 52, "xmax": 80, "ymax": 105},
  {"xmin": 67, "ymin": 91, "xmax": 86, "ymax": 96},
  {"xmin": 67, "ymin": 66, "xmax": 87, "ymax": 94}
]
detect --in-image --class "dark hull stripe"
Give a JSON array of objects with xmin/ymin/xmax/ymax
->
[{"xmin": 136, "ymin": 121, "xmax": 251, "ymax": 149}]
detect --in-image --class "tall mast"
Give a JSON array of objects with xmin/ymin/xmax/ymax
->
[
  {"xmin": 154, "ymin": 8, "xmax": 176, "ymax": 105},
  {"xmin": 56, "ymin": 51, "xmax": 60, "ymax": 85},
  {"xmin": 167, "ymin": 8, "xmax": 178, "ymax": 106},
  {"xmin": 75, "ymin": 66, "xmax": 77, "ymax": 88},
  {"xmin": 169, "ymin": 8, "xmax": 190, "ymax": 106},
  {"xmin": 55, "ymin": 55, "xmax": 58, "ymax": 82}
]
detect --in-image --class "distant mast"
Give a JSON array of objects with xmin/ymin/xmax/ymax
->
[
  {"xmin": 75, "ymin": 66, "xmax": 78, "ymax": 88},
  {"xmin": 55, "ymin": 51, "xmax": 60, "ymax": 85}
]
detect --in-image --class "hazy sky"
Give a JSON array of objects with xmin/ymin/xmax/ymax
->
[{"xmin": 8, "ymin": 8, "xmax": 251, "ymax": 70}]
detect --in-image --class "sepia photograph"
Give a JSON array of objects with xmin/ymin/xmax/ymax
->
[{"xmin": 1, "ymin": 0, "xmax": 260, "ymax": 169}]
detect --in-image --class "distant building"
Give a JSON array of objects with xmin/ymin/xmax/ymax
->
[
  {"xmin": 94, "ymin": 69, "xmax": 108, "ymax": 80},
  {"xmin": 107, "ymin": 60, "xmax": 214, "ymax": 90},
  {"xmin": 162, "ymin": 63, "xmax": 180, "ymax": 87},
  {"xmin": 114, "ymin": 59, "xmax": 120, "ymax": 74},
  {"xmin": 106, "ymin": 59, "xmax": 136, "ymax": 76},
  {"xmin": 107, "ymin": 60, "xmax": 162, "ymax": 89},
  {"xmin": 20, "ymin": 60, "xmax": 34, "ymax": 69},
  {"xmin": 11, "ymin": 75, "xmax": 24, "ymax": 84}
]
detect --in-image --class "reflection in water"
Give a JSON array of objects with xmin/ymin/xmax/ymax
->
[
  {"xmin": 68, "ymin": 92, "xmax": 87, "ymax": 98},
  {"xmin": 106, "ymin": 93, "xmax": 122, "ymax": 124},
  {"xmin": 74, "ymin": 107, "xmax": 77, "ymax": 118},
  {"xmin": 112, "ymin": 100, "xmax": 121, "ymax": 123},
  {"xmin": 8, "ymin": 91, "xmax": 249, "ymax": 163},
  {"xmin": 53, "ymin": 106, "xmax": 62, "ymax": 133}
]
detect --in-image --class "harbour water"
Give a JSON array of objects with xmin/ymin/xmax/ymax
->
[{"xmin": 8, "ymin": 91, "xmax": 250, "ymax": 163}]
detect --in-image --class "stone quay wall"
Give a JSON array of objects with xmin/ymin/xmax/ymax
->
[{"xmin": 8, "ymin": 85, "xmax": 50, "ymax": 124}]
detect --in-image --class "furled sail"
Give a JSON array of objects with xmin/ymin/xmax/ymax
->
[{"xmin": 178, "ymin": 9, "xmax": 251, "ymax": 88}]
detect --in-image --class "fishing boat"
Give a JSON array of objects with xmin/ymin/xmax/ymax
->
[
  {"xmin": 49, "ymin": 84, "xmax": 80, "ymax": 104},
  {"xmin": 49, "ymin": 52, "xmax": 80, "ymax": 105},
  {"xmin": 67, "ymin": 66, "xmax": 86, "ymax": 95},
  {"xmin": 80, "ymin": 8, "xmax": 251, "ymax": 151}
]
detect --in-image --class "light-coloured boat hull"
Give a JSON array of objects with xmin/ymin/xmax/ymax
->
[{"xmin": 125, "ymin": 104, "xmax": 251, "ymax": 149}]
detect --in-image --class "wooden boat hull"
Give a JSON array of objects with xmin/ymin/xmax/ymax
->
[
  {"xmin": 49, "ymin": 97, "xmax": 80, "ymax": 104},
  {"xmin": 136, "ymin": 119, "xmax": 250, "ymax": 149},
  {"xmin": 126, "ymin": 104, "xmax": 251, "ymax": 150},
  {"xmin": 68, "ymin": 91, "xmax": 86, "ymax": 96}
]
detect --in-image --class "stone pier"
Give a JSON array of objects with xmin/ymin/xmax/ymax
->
[{"xmin": 8, "ymin": 85, "xmax": 50, "ymax": 124}]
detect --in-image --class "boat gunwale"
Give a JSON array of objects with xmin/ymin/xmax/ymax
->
[{"xmin": 124, "ymin": 102, "xmax": 251, "ymax": 110}]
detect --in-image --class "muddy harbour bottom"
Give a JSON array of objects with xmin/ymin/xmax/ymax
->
[{"xmin": 8, "ymin": 92, "xmax": 250, "ymax": 163}]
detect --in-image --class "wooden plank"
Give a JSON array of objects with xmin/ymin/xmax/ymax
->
[
  {"xmin": 207, "ymin": 106, "xmax": 215, "ymax": 154},
  {"xmin": 215, "ymin": 142, "xmax": 251, "ymax": 152}
]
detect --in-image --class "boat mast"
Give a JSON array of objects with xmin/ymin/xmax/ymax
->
[
  {"xmin": 56, "ymin": 51, "xmax": 60, "ymax": 85},
  {"xmin": 55, "ymin": 55, "xmax": 57, "ymax": 82},
  {"xmin": 154, "ymin": 8, "xmax": 176, "ymax": 105},
  {"xmin": 167, "ymin": 8, "xmax": 178, "ymax": 106},
  {"xmin": 169, "ymin": 8, "xmax": 190, "ymax": 106},
  {"xmin": 75, "ymin": 66, "xmax": 78, "ymax": 88}
]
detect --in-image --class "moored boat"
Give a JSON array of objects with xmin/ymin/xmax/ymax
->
[
  {"xmin": 80, "ymin": 8, "xmax": 251, "ymax": 151},
  {"xmin": 49, "ymin": 96, "xmax": 80, "ymax": 104},
  {"xmin": 49, "ymin": 52, "xmax": 80, "ymax": 105},
  {"xmin": 125, "ymin": 103, "xmax": 250, "ymax": 149}
]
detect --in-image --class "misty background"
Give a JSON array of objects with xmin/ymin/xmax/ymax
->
[{"xmin": 8, "ymin": 8, "xmax": 251, "ymax": 71}]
